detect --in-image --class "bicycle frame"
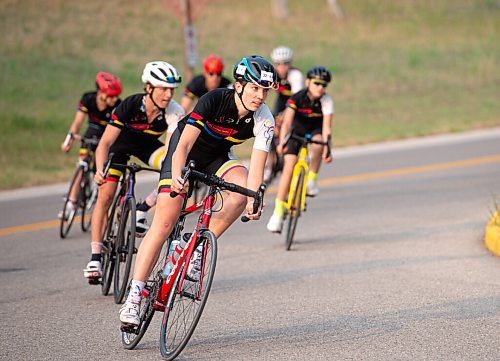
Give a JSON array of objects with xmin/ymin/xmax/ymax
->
[
  {"xmin": 285, "ymin": 139, "xmax": 310, "ymax": 213},
  {"xmin": 155, "ymin": 186, "xmax": 217, "ymax": 310}
]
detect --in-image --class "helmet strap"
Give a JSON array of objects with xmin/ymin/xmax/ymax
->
[
  {"xmin": 236, "ymin": 83, "xmax": 253, "ymax": 112},
  {"xmin": 148, "ymin": 87, "xmax": 166, "ymax": 112}
]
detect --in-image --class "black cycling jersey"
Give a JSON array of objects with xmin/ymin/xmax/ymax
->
[
  {"xmin": 78, "ymin": 91, "xmax": 121, "ymax": 128},
  {"xmin": 284, "ymin": 88, "xmax": 334, "ymax": 155},
  {"xmin": 272, "ymin": 67, "xmax": 302, "ymax": 116},
  {"xmin": 182, "ymin": 75, "xmax": 232, "ymax": 100},
  {"xmin": 106, "ymin": 93, "xmax": 184, "ymax": 180},
  {"xmin": 182, "ymin": 88, "xmax": 273, "ymax": 154},
  {"xmin": 158, "ymin": 88, "xmax": 274, "ymax": 192}
]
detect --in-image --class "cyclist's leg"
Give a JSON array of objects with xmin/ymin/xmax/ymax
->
[
  {"xmin": 121, "ymin": 132, "xmax": 182, "ymax": 324},
  {"xmin": 85, "ymin": 150, "xmax": 125, "ymax": 279},
  {"xmin": 306, "ymin": 131, "xmax": 324, "ymax": 196},
  {"xmin": 209, "ymin": 159, "xmax": 249, "ymax": 238}
]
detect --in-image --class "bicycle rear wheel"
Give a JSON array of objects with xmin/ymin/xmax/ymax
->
[
  {"xmin": 81, "ymin": 170, "xmax": 97, "ymax": 232},
  {"xmin": 285, "ymin": 168, "xmax": 305, "ymax": 251},
  {"xmin": 114, "ymin": 198, "xmax": 136, "ymax": 304},
  {"xmin": 101, "ymin": 195, "xmax": 120, "ymax": 296},
  {"xmin": 59, "ymin": 167, "xmax": 82, "ymax": 239},
  {"xmin": 160, "ymin": 231, "xmax": 218, "ymax": 360}
]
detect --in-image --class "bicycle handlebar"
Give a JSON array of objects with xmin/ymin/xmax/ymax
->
[
  {"xmin": 286, "ymin": 133, "xmax": 332, "ymax": 158},
  {"xmin": 170, "ymin": 161, "xmax": 267, "ymax": 222}
]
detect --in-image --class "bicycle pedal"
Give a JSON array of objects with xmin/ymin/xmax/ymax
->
[
  {"xmin": 88, "ymin": 278, "xmax": 101, "ymax": 285},
  {"xmin": 120, "ymin": 324, "xmax": 139, "ymax": 333}
]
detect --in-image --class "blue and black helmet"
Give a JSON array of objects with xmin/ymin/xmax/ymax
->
[{"xmin": 233, "ymin": 55, "xmax": 278, "ymax": 89}]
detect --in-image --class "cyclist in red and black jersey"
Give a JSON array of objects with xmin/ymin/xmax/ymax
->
[
  {"xmin": 59, "ymin": 72, "xmax": 122, "ymax": 219},
  {"xmin": 180, "ymin": 54, "xmax": 232, "ymax": 113},
  {"xmin": 120, "ymin": 55, "xmax": 278, "ymax": 326},
  {"xmin": 267, "ymin": 66, "xmax": 334, "ymax": 233},
  {"xmin": 83, "ymin": 61, "xmax": 185, "ymax": 282}
]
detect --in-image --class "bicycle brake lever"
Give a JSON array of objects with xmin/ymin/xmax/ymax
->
[{"xmin": 241, "ymin": 184, "xmax": 267, "ymax": 222}]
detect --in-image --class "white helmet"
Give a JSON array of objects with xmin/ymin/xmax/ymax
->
[
  {"xmin": 142, "ymin": 61, "xmax": 182, "ymax": 88},
  {"xmin": 270, "ymin": 46, "xmax": 293, "ymax": 63}
]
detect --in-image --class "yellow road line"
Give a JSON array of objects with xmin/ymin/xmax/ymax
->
[
  {"xmin": 0, "ymin": 216, "xmax": 81, "ymax": 237},
  {"xmin": 267, "ymin": 154, "xmax": 500, "ymax": 193},
  {"xmin": 2, "ymin": 154, "xmax": 500, "ymax": 237}
]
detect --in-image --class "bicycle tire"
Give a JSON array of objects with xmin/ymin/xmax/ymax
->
[
  {"xmin": 81, "ymin": 170, "xmax": 97, "ymax": 232},
  {"xmin": 285, "ymin": 168, "xmax": 305, "ymax": 251},
  {"xmin": 101, "ymin": 195, "xmax": 120, "ymax": 296},
  {"xmin": 114, "ymin": 198, "xmax": 136, "ymax": 304},
  {"xmin": 59, "ymin": 167, "xmax": 82, "ymax": 239},
  {"xmin": 160, "ymin": 231, "xmax": 218, "ymax": 360}
]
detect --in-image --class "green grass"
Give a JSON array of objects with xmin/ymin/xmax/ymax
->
[{"xmin": 0, "ymin": 0, "xmax": 499, "ymax": 189}]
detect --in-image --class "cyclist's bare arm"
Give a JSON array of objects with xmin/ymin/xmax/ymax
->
[
  {"xmin": 171, "ymin": 125, "xmax": 201, "ymax": 192},
  {"xmin": 322, "ymin": 113, "xmax": 333, "ymax": 163},
  {"xmin": 246, "ymin": 148, "xmax": 268, "ymax": 219},
  {"xmin": 94, "ymin": 125, "xmax": 121, "ymax": 185},
  {"xmin": 61, "ymin": 110, "xmax": 86, "ymax": 152},
  {"xmin": 277, "ymin": 107, "xmax": 295, "ymax": 153}
]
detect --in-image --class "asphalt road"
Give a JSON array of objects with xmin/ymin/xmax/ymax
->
[{"xmin": 1, "ymin": 128, "xmax": 499, "ymax": 361}]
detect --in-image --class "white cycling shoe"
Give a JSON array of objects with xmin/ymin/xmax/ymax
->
[
  {"xmin": 267, "ymin": 214, "xmax": 284, "ymax": 233},
  {"xmin": 83, "ymin": 260, "xmax": 102, "ymax": 279},
  {"xmin": 58, "ymin": 201, "xmax": 75, "ymax": 220},
  {"xmin": 119, "ymin": 300, "xmax": 140, "ymax": 326},
  {"xmin": 306, "ymin": 179, "xmax": 319, "ymax": 197},
  {"xmin": 135, "ymin": 210, "xmax": 149, "ymax": 238}
]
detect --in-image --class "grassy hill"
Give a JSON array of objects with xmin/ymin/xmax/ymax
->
[{"xmin": 1, "ymin": 0, "xmax": 499, "ymax": 189}]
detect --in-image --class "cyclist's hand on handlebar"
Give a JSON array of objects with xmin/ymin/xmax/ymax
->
[
  {"xmin": 171, "ymin": 174, "xmax": 186, "ymax": 194},
  {"xmin": 94, "ymin": 169, "xmax": 106, "ymax": 186},
  {"xmin": 243, "ymin": 200, "xmax": 263, "ymax": 220},
  {"xmin": 323, "ymin": 148, "xmax": 333, "ymax": 163}
]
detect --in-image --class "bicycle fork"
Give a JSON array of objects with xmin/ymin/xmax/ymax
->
[{"xmin": 287, "ymin": 148, "xmax": 309, "ymax": 213}]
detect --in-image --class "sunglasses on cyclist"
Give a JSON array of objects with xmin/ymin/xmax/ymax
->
[
  {"xmin": 207, "ymin": 72, "xmax": 222, "ymax": 77},
  {"xmin": 312, "ymin": 80, "xmax": 328, "ymax": 88}
]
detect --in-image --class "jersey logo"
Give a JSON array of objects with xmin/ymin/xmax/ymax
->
[{"xmin": 205, "ymin": 122, "xmax": 238, "ymax": 137}]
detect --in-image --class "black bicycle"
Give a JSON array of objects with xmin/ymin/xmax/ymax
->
[
  {"xmin": 99, "ymin": 157, "xmax": 161, "ymax": 304},
  {"xmin": 59, "ymin": 137, "xmax": 99, "ymax": 239}
]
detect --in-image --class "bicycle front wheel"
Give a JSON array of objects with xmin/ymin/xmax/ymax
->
[
  {"xmin": 285, "ymin": 168, "xmax": 305, "ymax": 251},
  {"xmin": 101, "ymin": 195, "xmax": 120, "ymax": 296},
  {"xmin": 59, "ymin": 167, "xmax": 82, "ymax": 239},
  {"xmin": 160, "ymin": 231, "xmax": 218, "ymax": 360},
  {"xmin": 114, "ymin": 198, "xmax": 136, "ymax": 304},
  {"xmin": 81, "ymin": 170, "xmax": 97, "ymax": 232}
]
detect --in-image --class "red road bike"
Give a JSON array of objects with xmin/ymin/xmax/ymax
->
[{"xmin": 121, "ymin": 161, "xmax": 266, "ymax": 360}]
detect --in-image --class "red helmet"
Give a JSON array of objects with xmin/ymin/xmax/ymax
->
[
  {"xmin": 96, "ymin": 71, "xmax": 123, "ymax": 97},
  {"xmin": 203, "ymin": 54, "xmax": 224, "ymax": 74}
]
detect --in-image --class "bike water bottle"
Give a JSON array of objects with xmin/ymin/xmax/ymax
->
[{"xmin": 162, "ymin": 235, "xmax": 188, "ymax": 278}]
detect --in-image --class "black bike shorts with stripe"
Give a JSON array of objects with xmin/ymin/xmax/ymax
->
[
  {"xmin": 106, "ymin": 132, "xmax": 165, "ymax": 182},
  {"xmin": 158, "ymin": 128, "xmax": 244, "ymax": 194}
]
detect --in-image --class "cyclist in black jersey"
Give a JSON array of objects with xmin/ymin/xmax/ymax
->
[
  {"xmin": 83, "ymin": 61, "xmax": 185, "ymax": 282},
  {"xmin": 59, "ymin": 72, "xmax": 122, "ymax": 220},
  {"xmin": 267, "ymin": 66, "xmax": 334, "ymax": 233},
  {"xmin": 264, "ymin": 46, "xmax": 304, "ymax": 183},
  {"xmin": 180, "ymin": 54, "xmax": 232, "ymax": 113},
  {"xmin": 119, "ymin": 55, "xmax": 278, "ymax": 326}
]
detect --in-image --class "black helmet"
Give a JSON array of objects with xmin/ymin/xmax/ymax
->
[
  {"xmin": 306, "ymin": 66, "xmax": 332, "ymax": 83},
  {"xmin": 233, "ymin": 55, "xmax": 278, "ymax": 89}
]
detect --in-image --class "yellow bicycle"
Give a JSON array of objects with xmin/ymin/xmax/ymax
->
[{"xmin": 284, "ymin": 133, "xmax": 330, "ymax": 250}]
